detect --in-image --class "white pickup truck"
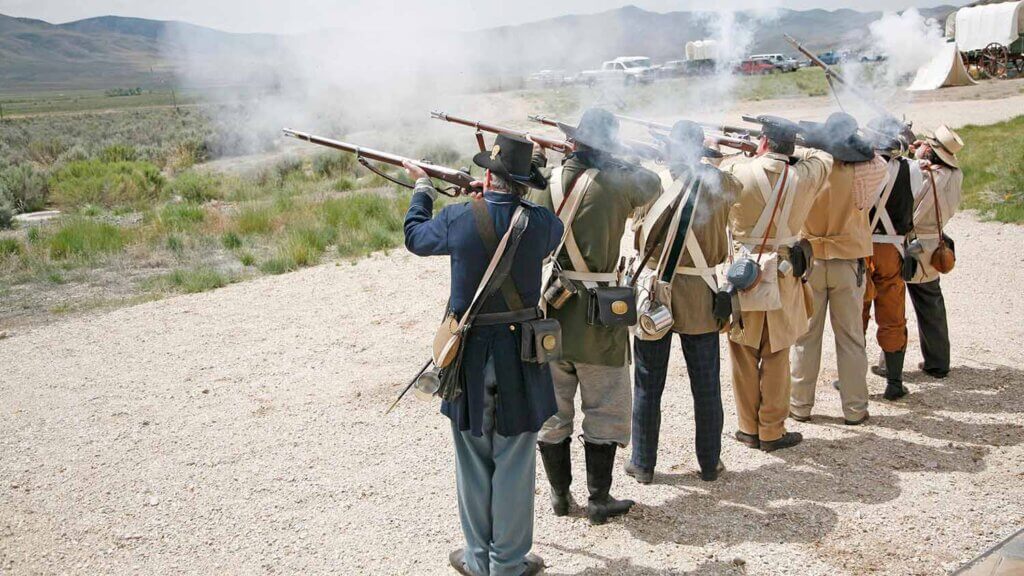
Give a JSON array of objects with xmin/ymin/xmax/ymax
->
[{"xmin": 580, "ymin": 57, "xmax": 657, "ymax": 86}]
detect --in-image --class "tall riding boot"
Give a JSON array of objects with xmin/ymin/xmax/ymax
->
[
  {"xmin": 583, "ymin": 441, "xmax": 635, "ymax": 525},
  {"xmin": 538, "ymin": 438, "xmax": 573, "ymax": 516},
  {"xmin": 882, "ymin": 349, "xmax": 908, "ymax": 400}
]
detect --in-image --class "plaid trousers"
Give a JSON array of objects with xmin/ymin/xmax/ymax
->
[{"xmin": 631, "ymin": 331, "xmax": 723, "ymax": 475}]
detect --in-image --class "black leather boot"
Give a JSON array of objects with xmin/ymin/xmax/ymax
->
[
  {"xmin": 584, "ymin": 441, "xmax": 634, "ymax": 525},
  {"xmin": 883, "ymin": 349, "xmax": 908, "ymax": 400},
  {"xmin": 538, "ymin": 438, "xmax": 573, "ymax": 516}
]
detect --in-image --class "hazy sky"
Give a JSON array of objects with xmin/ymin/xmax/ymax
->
[{"xmin": 0, "ymin": 0, "xmax": 967, "ymax": 34}]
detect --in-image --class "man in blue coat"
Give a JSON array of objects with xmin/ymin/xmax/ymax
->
[{"xmin": 403, "ymin": 133, "xmax": 563, "ymax": 576}]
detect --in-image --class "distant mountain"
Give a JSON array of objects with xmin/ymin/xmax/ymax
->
[{"xmin": 0, "ymin": 5, "xmax": 957, "ymax": 92}]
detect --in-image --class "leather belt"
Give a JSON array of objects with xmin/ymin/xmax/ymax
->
[{"xmin": 474, "ymin": 307, "xmax": 542, "ymax": 326}]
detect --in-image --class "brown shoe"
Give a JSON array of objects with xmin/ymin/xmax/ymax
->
[
  {"xmin": 844, "ymin": 413, "xmax": 870, "ymax": 426},
  {"xmin": 789, "ymin": 411, "xmax": 811, "ymax": 423},
  {"xmin": 760, "ymin": 432, "xmax": 803, "ymax": 452},
  {"xmin": 449, "ymin": 549, "xmax": 474, "ymax": 576},
  {"xmin": 735, "ymin": 430, "xmax": 760, "ymax": 449}
]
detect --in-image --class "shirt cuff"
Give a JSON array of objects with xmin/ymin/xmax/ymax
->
[{"xmin": 414, "ymin": 177, "xmax": 438, "ymax": 201}]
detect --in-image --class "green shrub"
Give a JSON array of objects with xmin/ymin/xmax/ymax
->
[
  {"xmin": 166, "ymin": 234, "xmax": 184, "ymax": 254},
  {"xmin": 417, "ymin": 142, "xmax": 461, "ymax": 166},
  {"xmin": 166, "ymin": 140, "xmax": 208, "ymax": 170},
  {"xmin": 235, "ymin": 205, "xmax": 276, "ymax": 235},
  {"xmin": 0, "ymin": 237, "xmax": 22, "ymax": 257},
  {"xmin": 168, "ymin": 171, "xmax": 221, "ymax": 203},
  {"xmin": 260, "ymin": 224, "xmax": 336, "ymax": 274},
  {"xmin": 238, "ymin": 251, "xmax": 256, "ymax": 266},
  {"xmin": 156, "ymin": 267, "xmax": 229, "ymax": 293},
  {"xmin": 0, "ymin": 165, "xmax": 49, "ymax": 213},
  {"xmin": 27, "ymin": 139, "xmax": 67, "ymax": 166},
  {"xmin": 158, "ymin": 203, "xmax": 206, "ymax": 231},
  {"xmin": 99, "ymin": 144, "xmax": 139, "ymax": 163},
  {"xmin": 333, "ymin": 177, "xmax": 356, "ymax": 192},
  {"xmin": 0, "ymin": 202, "xmax": 12, "ymax": 230},
  {"xmin": 221, "ymin": 231, "xmax": 242, "ymax": 250},
  {"xmin": 48, "ymin": 218, "xmax": 126, "ymax": 259},
  {"xmin": 26, "ymin": 227, "xmax": 41, "ymax": 243},
  {"xmin": 312, "ymin": 152, "xmax": 356, "ymax": 179},
  {"xmin": 50, "ymin": 160, "xmax": 164, "ymax": 209},
  {"xmin": 322, "ymin": 193, "xmax": 407, "ymax": 258}
]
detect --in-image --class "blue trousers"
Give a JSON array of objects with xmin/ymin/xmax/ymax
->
[
  {"xmin": 631, "ymin": 331, "xmax": 723, "ymax": 475},
  {"xmin": 451, "ymin": 356, "xmax": 537, "ymax": 576}
]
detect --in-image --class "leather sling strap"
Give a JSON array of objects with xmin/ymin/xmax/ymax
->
[
  {"xmin": 549, "ymin": 167, "xmax": 611, "ymax": 287},
  {"xmin": 660, "ymin": 178, "xmax": 702, "ymax": 283},
  {"xmin": 471, "ymin": 200, "xmax": 527, "ymax": 311},
  {"xmin": 630, "ymin": 181, "xmax": 688, "ymax": 289},
  {"xmin": 753, "ymin": 164, "xmax": 790, "ymax": 264},
  {"xmin": 928, "ymin": 168, "xmax": 946, "ymax": 241}
]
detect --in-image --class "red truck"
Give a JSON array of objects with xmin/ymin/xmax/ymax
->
[{"xmin": 735, "ymin": 58, "xmax": 778, "ymax": 75}]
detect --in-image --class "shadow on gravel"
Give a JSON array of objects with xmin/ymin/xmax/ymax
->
[
  {"xmin": 615, "ymin": 430, "xmax": 986, "ymax": 548},
  {"xmin": 874, "ymin": 365, "xmax": 1024, "ymax": 446},
  {"xmin": 538, "ymin": 542, "xmax": 745, "ymax": 575}
]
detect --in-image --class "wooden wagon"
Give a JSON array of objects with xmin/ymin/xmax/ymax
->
[{"xmin": 945, "ymin": 0, "xmax": 1024, "ymax": 78}]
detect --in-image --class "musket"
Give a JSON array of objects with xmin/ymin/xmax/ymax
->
[
  {"xmin": 615, "ymin": 113, "xmax": 762, "ymax": 140},
  {"xmin": 430, "ymin": 111, "xmax": 574, "ymax": 155},
  {"xmin": 527, "ymin": 114, "xmax": 663, "ymax": 161},
  {"xmin": 783, "ymin": 34, "xmax": 907, "ymax": 128},
  {"xmin": 283, "ymin": 129, "xmax": 475, "ymax": 196},
  {"xmin": 609, "ymin": 114, "xmax": 760, "ymax": 155}
]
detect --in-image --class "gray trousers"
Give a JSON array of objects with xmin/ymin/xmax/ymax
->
[
  {"xmin": 539, "ymin": 360, "xmax": 632, "ymax": 447},
  {"xmin": 908, "ymin": 278, "xmax": 951, "ymax": 375},
  {"xmin": 451, "ymin": 356, "xmax": 537, "ymax": 576}
]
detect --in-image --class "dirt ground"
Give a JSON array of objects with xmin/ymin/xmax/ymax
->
[{"xmin": 2, "ymin": 82, "xmax": 1024, "ymax": 576}]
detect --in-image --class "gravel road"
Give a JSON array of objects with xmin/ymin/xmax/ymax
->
[{"xmin": 2, "ymin": 209, "xmax": 1023, "ymax": 575}]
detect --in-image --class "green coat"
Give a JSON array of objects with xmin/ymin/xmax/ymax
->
[{"xmin": 528, "ymin": 151, "xmax": 661, "ymax": 366}]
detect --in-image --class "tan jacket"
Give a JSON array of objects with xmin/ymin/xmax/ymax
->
[
  {"xmin": 801, "ymin": 156, "xmax": 887, "ymax": 261},
  {"xmin": 727, "ymin": 149, "xmax": 833, "ymax": 352},
  {"xmin": 908, "ymin": 162, "xmax": 963, "ymax": 284},
  {"xmin": 638, "ymin": 164, "xmax": 743, "ymax": 335}
]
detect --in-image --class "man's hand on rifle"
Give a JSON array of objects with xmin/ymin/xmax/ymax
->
[{"xmin": 402, "ymin": 161, "xmax": 429, "ymax": 181}]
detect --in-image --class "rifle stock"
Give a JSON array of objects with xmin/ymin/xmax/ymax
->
[
  {"xmin": 282, "ymin": 129, "xmax": 475, "ymax": 194},
  {"xmin": 527, "ymin": 114, "xmax": 663, "ymax": 161},
  {"xmin": 431, "ymin": 111, "xmax": 573, "ymax": 154}
]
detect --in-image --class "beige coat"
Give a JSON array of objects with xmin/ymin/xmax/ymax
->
[
  {"xmin": 908, "ymin": 162, "xmax": 963, "ymax": 284},
  {"xmin": 727, "ymin": 149, "xmax": 833, "ymax": 353},
  {"xmin": 801, "ymin": 157, "xmax": 887, "ymax": 261},
  {"xmin": 636, "ymin": 164, "xmax": 743, "ymax": 335}
]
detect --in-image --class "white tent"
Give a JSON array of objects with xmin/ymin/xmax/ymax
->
[
  {"xmin": 685, "ymin": 40, "xmax": 719, "ymax": 61},
  {"xmin": 908, "ymin": 42, "xmax": 978, "ymax": 91},
  {"xmin": 953, "ymin": 0, "xmax": 1024, "ymax": 52}
]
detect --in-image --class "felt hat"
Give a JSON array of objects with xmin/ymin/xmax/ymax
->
[
  {"xmin": 472, "ymin": 133, "xmax": 548, "ymax": 189},
  {"xmin": 556, "ymin": 108, "xmax": 623, "ymax": 155},
  {"xmin": 799, "ymin": 112, "xmax": 875, "ymax": 163},
  {"xmin": 924, "ymin": 124, "xmax": 963, "ymax": 168},
  {"xmin": 652, "ymin": 120, "xmax": 723, "ymax": 160}
]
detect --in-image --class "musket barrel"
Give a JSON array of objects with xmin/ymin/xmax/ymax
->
[
  {"xmin": 615, "ymin": 113, "xmax": 762, "ymax": 139},
  {"xmin": 432, "ymin": 111, "xmax": 573, "ymax": 154},
  {"xmin": 282, "ymin": 128, "xmax": 474, "ymax": 190}
]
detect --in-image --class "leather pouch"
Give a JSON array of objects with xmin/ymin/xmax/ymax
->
[
  {"xmin": 521, "ymin": 318, "xmax": 563, "ymax": 364},
  {"xmin": 587, "ymin": 286, "xmax": 637, "ymax": 327}
]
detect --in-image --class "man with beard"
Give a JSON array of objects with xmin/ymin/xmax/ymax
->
[
  {"xmin": 529, "ymin": 108, "xmax": 661, "ymax": 525},
  {"xmin": 403, "ymin": 133, "xmax": 563, "ymax": 576},
  {"xmin": 625, "ymin": 120, "xmax": 742, "ymax": 483}
]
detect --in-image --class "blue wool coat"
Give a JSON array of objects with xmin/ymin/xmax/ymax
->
[{"xmin": 405, "ymin": 189, "xmax": 564, "ymax": 437}]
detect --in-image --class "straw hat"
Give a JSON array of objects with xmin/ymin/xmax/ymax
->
[{"xmin": 925, "ymin": 125, "xmax": 964, "ymax": 168}]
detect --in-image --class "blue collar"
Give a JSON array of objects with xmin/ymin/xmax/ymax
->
[{"xmin": 483, "ymin": 191, "xmax": 519, "ymax": 205}]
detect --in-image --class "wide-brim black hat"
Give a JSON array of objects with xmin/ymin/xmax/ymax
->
[
  {"xmin": 799, "ymin": 113, "xmax": 874, "ymax": 163},
  {"xmin": 651, "ymin": 120, "xmax": 723, "ymax": 160},
  {"xmin": 753, "ymin": 115, "xmax": 800, "ymax": 145},
  {"xmin": 472, "ymin": 133, "xmax": 548, "ymax": 190},
  {"xmin": 557, "ymin": 108, "xmax": 623, "ymax": 155}
]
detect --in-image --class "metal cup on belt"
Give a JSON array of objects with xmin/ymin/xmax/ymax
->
[{"xmin": 413, "ymin": 367, "xmax": 441, "ymax": 400}]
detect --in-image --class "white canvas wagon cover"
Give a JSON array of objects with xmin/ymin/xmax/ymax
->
[{"xmin": 953, "ymin": 0, "xmax": 1024, "ymax": 52}]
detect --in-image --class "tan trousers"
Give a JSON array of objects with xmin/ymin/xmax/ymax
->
[
  {"xmin": 790, "ymin": 258, "xmax": 869, "ymax": 421},
  {"xmin": 729, "ymin": 319, "xmax": 790, "ymax": 443}
]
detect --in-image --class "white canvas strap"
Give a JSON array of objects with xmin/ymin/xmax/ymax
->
[
  {"xmin": 549, "ymin": 167, "xmax": 605, "ymax": 289},
  {"xmin": 748, "ymin": 163, "xmax": 799, "ymax": 249},
  {"xmin": 676, "ymin": 232, "xmax": 718, "ymax": 292},
  {"xmin": 870, "ymin": 160, "xmax": 901, "ymax": 235}
]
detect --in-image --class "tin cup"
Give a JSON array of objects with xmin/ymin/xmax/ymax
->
[
  {"xmin": 638, "ymin": 302, "xmax": 673, "ymax": 337},
  {"xmin": 543, "ymin": 274, "xmax": 578, "ymax": 310},
  {"xmin": 413, "ymin": 368, "xmax": 441, "ymax": 400}
]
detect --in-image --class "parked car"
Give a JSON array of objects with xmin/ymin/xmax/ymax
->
[
  {"xmin": 735, "ymin": 58, "xmax": 778, "ymax": 75},
  {"xmin": 659, "ymin": 60, "xmax": 688, "ymax": 78},
  {"xmin": 817, "ymin": 50, "xmax": 852, "ymax": 66},
  {"xmin": 750, "ymin": 53, "xmax": 800, "ymax": 72},
  {"xmin": 528, "ymin": 69, "xmax": 569, "ymax": 87},
  {"xmin": 580, "ymin": 56, "xmax": 657, "ymax": 86}
]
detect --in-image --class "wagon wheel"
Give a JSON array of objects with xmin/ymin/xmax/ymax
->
[{"xmin": 980, "ymin": 43, "xmax": 1009, "ymax": 78}]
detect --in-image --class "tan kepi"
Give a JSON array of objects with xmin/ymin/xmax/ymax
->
[
  {"xmin": 869, "ymin": 159, "xmax": 905, "ymax": 256},
  {"xmin": 926, "ymin": 125, "xmax": 963, "ymax": 168},
  {"xmin": 633, "ymin": 172, "xmax": 711, "ymax": 340},
  {"xmin": 731, "ymin": 163, "xmax": 801, "ymax": 312}
]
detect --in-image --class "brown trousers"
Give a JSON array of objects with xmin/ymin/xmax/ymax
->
[
  {"xmin": 729, "ymin": 319, "xmax": 790, "ymax": 443},
  {"xmin": 862, "ymin": 243, "xmax": 908, "ymax": 353}
]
